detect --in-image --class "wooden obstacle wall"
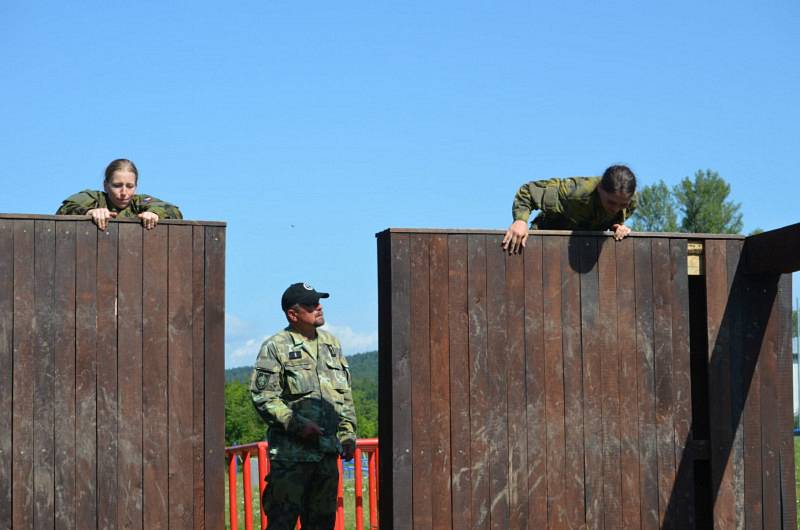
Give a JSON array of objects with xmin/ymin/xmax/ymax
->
[
  {"xmin": 377, "ymin": 228, "xmax": 795, "ymax": 530},
  {"xmin": 0, "ymin": 214, "xmax": 226, "ymax": 530}
]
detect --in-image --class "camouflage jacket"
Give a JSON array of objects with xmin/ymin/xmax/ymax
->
[
  {"xmin": 56, "ymin": 189, "xmax": 183, "ymax": 219},
  {"xmin": 250, "ymin": 328, "xmax": 357, "ymax": 462},
  {"xmin": 512, "ymin": 176, "xmax": 637, "ymax": 231}
]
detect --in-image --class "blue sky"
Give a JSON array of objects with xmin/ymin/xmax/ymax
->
[{"xmin": 2, "ymin": 1, "xmax": 798, "ymax": 368}]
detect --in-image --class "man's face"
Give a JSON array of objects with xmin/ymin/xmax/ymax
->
[
  {"xmin": 597, "ymin": 186, "xmax": 633, "ymax": 217},
  {"xmin": 289, "ymin": 301, "xmax": 325, "ymax": 328}
]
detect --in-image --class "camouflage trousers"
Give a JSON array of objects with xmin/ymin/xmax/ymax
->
[{"xmin": 262, "ymin": 455, "xmax": 339, "ymax": 530}]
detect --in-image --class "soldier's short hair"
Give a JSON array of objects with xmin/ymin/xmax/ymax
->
[
  {"xmin": 104, "ymin": 159, "xmax": 139, "ymax": 184},
  {"xmin": 600, "ymin": 165, "xmax": 636, "ymax": 195}
]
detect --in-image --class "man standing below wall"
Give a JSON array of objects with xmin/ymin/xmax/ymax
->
[{"xmin": 250, "ymin": 283, "xmax": 357, "ymax": 530}]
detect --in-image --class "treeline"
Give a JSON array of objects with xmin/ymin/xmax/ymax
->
[{"xmin": 225, "ymin": 350, "xmax": 379, "ymax": 446}]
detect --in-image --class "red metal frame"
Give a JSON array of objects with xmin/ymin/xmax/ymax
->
[{"xmin": 225, "ymin": 438, "xmax": 380, "ymax": 530}]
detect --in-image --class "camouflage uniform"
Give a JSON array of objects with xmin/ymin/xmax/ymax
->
[
  {"xmin": 56, "ymin": 189, "xmax": 183, "ymax": 219},
  {"xmin": 250, "ymin": 327, "xmax": 356, "ymax": 530},
  {"xmin": 512, "ymin": 176, "xmax": 637, "ymax": 230}
]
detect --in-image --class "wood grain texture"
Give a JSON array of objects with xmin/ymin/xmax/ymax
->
[
  {"xmin": 523, "ymin": 236, "xmax": 546, "ymax": 530},
  {"xmin": 467, "ymin": 234, "xmax": 490, "ymax": 530},
  {"xmin": 428, "ymin": 234, "xmax": 452, "ymax": 530},
  {"xmin": 409, "ymin": 234, "xmax": 433, "ymax": 529},
  {"xmin": 447, "ymin": 234, "xmax": 471, "ymax": 530},
  {"xmin": 96, "ymin": 223, "xmax": 119, "ymax": 529},
  {"xmin": 142, "ymin": 225, "xmax": 169, "ymax": 530},
  {"xmin": 33, "ymin": 220, "xmax": 56, "ymax": 530},
  {"xmin": 0, "ymin": 222, "xmax": 13, "ymax": 529},
  {"xmin": 192, "ymin": 226, "xmax": 207, "ymax": 529},
  {"xmin": 13, "ymin": 220, "xmax": 35, "ymax": 530},
  {"xmin": 53, "ymin": 222, "xmax": 77, "ymax": 530}
]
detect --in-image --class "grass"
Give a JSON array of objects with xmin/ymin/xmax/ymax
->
[{"xmin": 225, "ymin": 472, "xmax": 374, "ymax": 530}]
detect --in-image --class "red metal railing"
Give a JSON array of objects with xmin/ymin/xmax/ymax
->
[{"xmin": 225, "ymin": 439, "xmax": 379, "ymax": 530}]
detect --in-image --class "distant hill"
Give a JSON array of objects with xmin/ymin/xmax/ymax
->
[{"xmin": 225, "ymin": 350, "xmax": 378, "ymax": 385}]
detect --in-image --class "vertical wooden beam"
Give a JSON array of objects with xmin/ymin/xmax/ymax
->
[
  {"xmin": 204, "ymin": 226, "xmax": 226, "ymax": 530},
  {"xmin": 118, "ymin": 222, "xmax": 144, "ymax": 530},
  {"xmin": 777, "ymin": 274, "xmax": 797, "ymax": 529},
  {"xmin": 616, "ymin": 237, "xmax": 641, "ymax": 530},
  {"xmin": 0, "ymin": 221, "xmax": 11, "ymax": 529},
  {"xmin": 467, "ymin": 234, "xmax": 490, "ymax": 530},
  {"xmin": 53, "ymin": 222, "xmax": 77, "ymax": 530},
  {"xmin": 33, "ymin": 220, "xmax": 56, "ymax": 529},
  {"xmin": 142, "ymin": 225, "xmax": 169, "ymax": 529},
  {"xmin": 12, "ymin": 220, "xmax": 35, "ymax": 529},
  {"xmin": 634, "ymin": 238, "xmax": 659, "ymax": 530},
  {"xmin": 447, "ymin": 234, "xmax": 470, "ymax": 530},
  {"xmin": 191, "ymin": 226, "xmax": 207, "ymax": 528},
  {"xmin": 523, "ymin": 236, "xmax": 546, "ymax": 530},
  {"xmin": 429, "ymin": 234, "xmax": 452, "ymax": 530},
  {"xmin": 74, "ymin": 223, "xmax": 97, "ymax": 530},
  {"xmin": 409, "ymin": 234, "xmax": 432, "ymax": 529},
  {"xmin": 96, "ymin": 223, "xmax": 119, "ymax": 529},
  {"xmin": 506, "ymin": 246, "xmax": 528, "ymax": 529}
]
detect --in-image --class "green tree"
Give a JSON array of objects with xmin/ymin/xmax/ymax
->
[
  {"xmin": 629, "ymin": 180, "xmax": 678, "ymax": 232},
  {"xmin": 225, "ymin": 381, "xmax": 266, "ymax": 446},
  {"xmin": 674, "ymin": 170, "xmax": 743, "ymax": 234}
]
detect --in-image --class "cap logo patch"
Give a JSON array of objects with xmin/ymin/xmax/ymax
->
[{"xmin": 303, "ymin": 283, "xmax": 314, "ymax": 290}]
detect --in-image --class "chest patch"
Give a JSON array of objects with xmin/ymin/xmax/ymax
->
[{"xmin": 288, "ymin": 350, "xmax": 302, "ymax": 360}]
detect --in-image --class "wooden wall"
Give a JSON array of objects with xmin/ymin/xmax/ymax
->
[
  {"xmin": 0, "ymin": 215, "xmax": 226, "ymax": 530},
  {"xmin": 377, "ymin": 228, "xmax": 795, "ymax": 530}
]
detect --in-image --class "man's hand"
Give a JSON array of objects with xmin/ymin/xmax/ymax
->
[
  {"xmin": 138, "ymin": 211, "xmax": 159, "ymax": 230},
  {"xmin": 611, "ymin": 223, "xmax": 631, "ymax": 241},
  {"xmin": 87, "ymin": 208, "xmax": 117, "ymax": 231},
  {"xmin": 502, "ymin": 220, "xmax": 529, "ymax": 255},
  {"xmin": 298, "ymin": 421, "xmax": 324, "ymax": 441},
  {"xmin": 341, "ymin": 439, "xmax": 356, "ymax": 461}
]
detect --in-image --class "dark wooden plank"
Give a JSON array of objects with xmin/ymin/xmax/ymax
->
[
  {"xmin": 168, "ymin": 225, "xmax": 195, "ymax": 529},
  {"xmin": 651, "ymin": 238, "xmax": 676, "ymax": 529},
  {"xmin": 409, "ymin": 234, "xmax": 433, "ymax": 529},
  {"xmin": 74, "ymin": 224, "xmax": 98, "ymax": 530},
  {"xmin": 12, "ymin": 220, "xmax": 35, "ymax": 530},
  {"xmin": 668, "ymin": 239, "xmax": 694, "ymax": 528},
  {"xmin": 564, "ymin": 238, "xmax": 586, "ymax": 529},
  {"xmin": 192, "ymin": 226, "xmax": 207, "ymax": 529},
  {"xmin": 759, "ymin": 276, "xmax": 781, "ymax": 530},
  {"xmin": 385, "ymin": 232, "xmax": 411, "ymax": 530},
  {"xmin": 742, "ymin": 222, "xmax": 800, "ymax": 274},
  {"xmin": 467, "ymin": 234, "xmax": 490, "ymax": 530},
  {"xmin": 523, "ymin": 236, "xmax": 547, "ymax": 529},
  {"xmin": 0, "ymin": 221, "xmax": 13, "ymax": 530},
  {"xmin": 53, "ymin": 221, "xmax": 77, "ymax": 530},
  {"xmin": 616, "ymin": 238, "xmax": 641, "ymax": 529},
  {"xmin": 742, "ymin": 272, "xmax": 764, "ymax": 530},
  {"xmin": 447, "ymin": 234, "xmax": 471, "ymax": 530},
  {"xmin": 117, "ymin": 222, "xmax": 144, "ymax": 530},
  {"xmin": 33, "ymin": 220, "xmax": 56, "ymax": 529},
  {"xmin": 598, "ymin": 239, "xmax": 621, "ymax": 530},
  {"xmin": 505, "ymin": 246, "xmax": 528, "ymax": 530},
  {"xmin": 578, "ymin": 237, "xmax": 602, "ymax": 529},
  {"xmin": 142, "ymin": 225, "xmax": 169, "ymax": 529},
  {"xmin": 486, "ymin": 236, "xmax": 509, "ymax": 530},
  {"xmin": 204, "ymin": 226, "xmax": 226, "ymax": 530},
  {"xmin": 96, "ymin": 223, "xmax": 119, "ymax": 529},
  {"xmin": 428, "ymin": 234, "xmax": 452, "ymax": 530},
  {"xmin": 634, "ymin": 238, "xmax": 659, "ymax": 530},
  {"xmin": 542, "ymin": 236, "xmax": 567, "ymax": 529},
  {"xmin": 776, "ymin": 274, "xmax": 796, "ymax": 529},
  {"xmin": 376, "ymin": 232, "xmax": 394, "ymax": 524},
  {"xmin": 725, "ymin": 240, "xmax": 745, "ymax": 529},
  {"xmin": 704, "ymin": 239, "xmax": 736, "ymax": 529}
]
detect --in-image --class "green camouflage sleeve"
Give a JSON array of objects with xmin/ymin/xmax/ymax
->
[
  {"xmin": 55, "ymin": 190, "xmax": 103, "ymax": 215},
  {"xmin": 336, "ymin": 354, "xmax": 357, "ymax": 443},
  {"xmin": 511, "ymin": 179, "xmax": 561, "ymax": 223},
  {"xmin": 136, "ymin": 195, "xmax": 184, "ymax": 219},
  {"xmin": 250, "ymin": 342, "xmax": 308, "ymax": 435}
]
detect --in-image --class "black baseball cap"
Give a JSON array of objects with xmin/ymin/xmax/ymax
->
[{"xmin": 281, "ymin": 283, "xmax": 330, "ymax": 311}]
